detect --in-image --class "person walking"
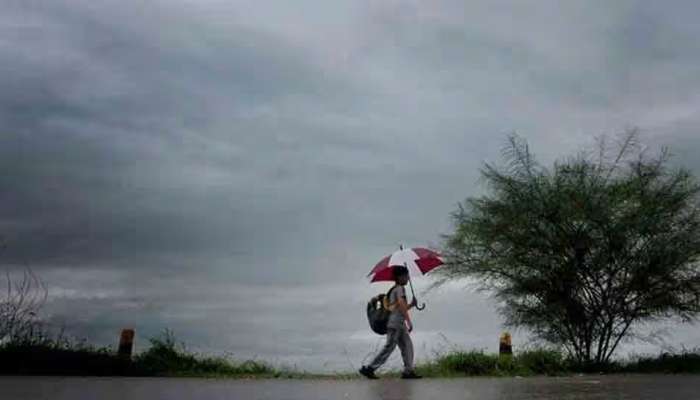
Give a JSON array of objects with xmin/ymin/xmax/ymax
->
[{"xmin": 360, "ymin": 265, "xmax": 422, "ymax": 379}]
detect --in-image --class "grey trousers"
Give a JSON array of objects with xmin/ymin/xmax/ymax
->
[{"xmin": 368, "ymin": 327, "xmax": 414, "ymax": 372}]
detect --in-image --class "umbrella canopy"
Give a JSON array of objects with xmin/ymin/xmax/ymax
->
[{"xmin": 368, "ymin": 247, "xmax": 443, "ymax": 282}]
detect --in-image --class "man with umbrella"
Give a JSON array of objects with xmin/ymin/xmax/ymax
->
[
  {"xmin": 359, "ymin": 246, "xmax": 443, "ymax": 380},
  {"xmin": 360, "ymin": 265, "xmax": 420, "ymax": 379}
]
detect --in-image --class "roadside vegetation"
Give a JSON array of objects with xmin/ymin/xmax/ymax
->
[
  {"xmin": 414, "ymin": 348, "xmax": 700, "ymax": 377},
  {"xmin": 4, "ymin": 330, "xmax": 700, "ymax": 377},
  {"xmin": 416, "ymin": 349, "xmax": 568, "ymax": 377},
  {"xmin": 622, "ymin": 350, "xmax": 700, "ymax": 374},
  {"xmin": 0, "ymin": 330, "xmax": 286, "ymax": 378}
]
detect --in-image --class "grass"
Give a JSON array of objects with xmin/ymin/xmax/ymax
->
[
  {"xmin": 415, "ymin": 349, "xmax": 569, "ymax": 377},
  {"xmin": 414, "ymin": 348, "xmax": 700, "ymax": 377},
  {"xmin": 132, "ymin": 330, "xmax": 277, "ymax": 377},
  {"xmin": 0, "ymin": 331, "xmax": 287, "ymax": 378},
  {"xmin": 622, "ymin": 350, "xmax": 700, "ymax": 374},
  {"xmin": 0, "ymin": 330, "xmax": 359, "ymax": 379},
  {"xmin": 4, "ymin": 331, "xmax": 700, "ymax": 378},
  {"xmin": 0, "ymin": 341, "xmax": 134, "ymax": 376}
]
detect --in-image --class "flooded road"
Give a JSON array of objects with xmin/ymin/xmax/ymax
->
[{"xmin": 2, "ymin": 375, "xmax": 698, "ymax": 399}]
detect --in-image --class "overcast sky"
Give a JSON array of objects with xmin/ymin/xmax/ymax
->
[{"xmin": 2, "ymin": 0, "xmax": 700, "ymax": 371}]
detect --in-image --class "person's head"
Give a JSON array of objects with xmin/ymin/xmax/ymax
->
[{"xmin": 392, "ymin": 265, "xmax": 409, "ymax": 285}]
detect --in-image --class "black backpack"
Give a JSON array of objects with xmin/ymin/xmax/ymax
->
[{"xmin": 366, "ymin": 286, "xmax": 396, "ymax": 335}]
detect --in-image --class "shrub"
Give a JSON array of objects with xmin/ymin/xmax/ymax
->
[
  {"xmin": 133, "ymin": 330, "xmax": 274, "ymax": 377},
  {"xmin": 515, "ymin": 349, "xmax": 568, "ymax": 375},
  {"xmin": 628, "ymin": 350, "xmax": 700, "ymax": 374},
  {"xmin": 417, "ymin": 348, "xmax": 571, "ymax": 376},
  {"xmin": 435, "ymin": 351, "xmax": 499, "ymax": 376},
  {"xmin": 0, "ymin": 342, "xmax": 132, "ymax": 375}
]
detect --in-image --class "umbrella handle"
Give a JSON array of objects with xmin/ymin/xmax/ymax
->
[{"xmin": 407, "ymin": 275, "xmax": 426, "ymax": 311}]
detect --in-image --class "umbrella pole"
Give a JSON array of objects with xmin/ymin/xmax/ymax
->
[{"xmin": 407, "ymin": 273, "xmax": 426, "ymax": 311}]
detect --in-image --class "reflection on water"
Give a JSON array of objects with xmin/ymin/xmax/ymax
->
[
  {"xmin": 368, "ymin": 380, "xmax": 414, "ymax": 400},
  {"xmin": 2, "ymin": 375, "xmax": 700, "ymax": 400}
]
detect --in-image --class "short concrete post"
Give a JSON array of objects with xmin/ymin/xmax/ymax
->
[
  {"xmin": 499, "ymin": 332, "xmax": 512, "ymax": 356},
  {"xmin": 118, "ymin": 328, "xmax": 135, "ymax": 358}
]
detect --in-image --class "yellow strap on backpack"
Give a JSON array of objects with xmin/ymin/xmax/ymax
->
[{"xmin": 383, "ymin": 285, "xmax": 398, "ymax": 311}]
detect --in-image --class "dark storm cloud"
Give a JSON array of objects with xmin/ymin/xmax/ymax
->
[
  {"xmin": 2, "ymin": 0, "xmax": 700, "ymax": 371},
  {"xmin": 0, "ymin": 1, "xmax": 374, "ymax": 280}
]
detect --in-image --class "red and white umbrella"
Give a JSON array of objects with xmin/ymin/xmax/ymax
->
[
  {"xmin": 367, "ymin": 246, "xmax": 443, "ymax": 283},
  {"xmin": 367, "ymin": 246, "xmax": 443, "ymax": 311}
]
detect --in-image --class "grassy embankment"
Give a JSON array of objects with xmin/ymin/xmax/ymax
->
[
  {"xmin": 3, "ymin": 332, "xmax": 700, "ymax": 378},
  {"xmin": 416, "ymin": 348, "xmax": 700, "ymax": 377},
  {"xmin": 0, "ymin": 332, "xmax": 287, "ymax": 378}
]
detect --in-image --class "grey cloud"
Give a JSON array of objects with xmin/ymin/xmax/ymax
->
[{"xmin": 1, "ymin": 2, "xmax": 370, "ymax": 279}]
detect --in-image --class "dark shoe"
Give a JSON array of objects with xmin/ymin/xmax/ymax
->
[
  {"xmin": 401, "ymin": 371, "xmax": 423, "ymax": 379},
  {"xmin": 359, "ymin": 366, "xmax": 379, "ymax": 380}
]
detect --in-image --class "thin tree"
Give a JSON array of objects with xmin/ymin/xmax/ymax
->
[
  {"xmin": 439, "ymin": 130, "xmax": 700, "ymax": 365},
  {"xmin": 0, "ymin": 267, "xmax": 48, "ymax": 344}
]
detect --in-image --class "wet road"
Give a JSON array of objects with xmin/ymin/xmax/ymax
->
[{"xmin": 2, "ymin": 375, "xmax": 699, "ymax": 399}]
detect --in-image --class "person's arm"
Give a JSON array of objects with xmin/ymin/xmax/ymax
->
[
  {"xmin": 396, "ymin": 290, "xmax": 413, "ymax": 332},
  {"xmin": 408, "ymin": 297, "xmax": 418, "ymax": 309}
]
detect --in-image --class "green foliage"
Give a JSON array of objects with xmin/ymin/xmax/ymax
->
[
  {"xmin": 6, "ymin": 335, "xmax": 700, "ymax": 377},
  {"xmin": 416, "ymin": 349, "xmax": 569, "ymax": 377},
  {"xmin": 440, "ymin": 131, "xmax": 700, "ymax": 365},
  {"xmin": 495, "ymin": 354, "xmax": 520, "ymax": 375},
  {"xmin": 0, "ymin": 329, "xmax": 278, "ymax": 377},
  {"xmin": 133, "ymin": 330, "xmax": 274, "ymax": 377},
  {"xmin": 437, "ymin": 351, "xmax": 500, "ymax": 375},
  {"xmin": 626, "ymin": 350, "xmax": 700, "ymax": 374},
  {"xmin": 0, "ymin": 341, "xmax": 130, "ymax": 376},
  {"xmin": 516, "ymin": 349, "xmax": 568, "ymax": 375}
]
